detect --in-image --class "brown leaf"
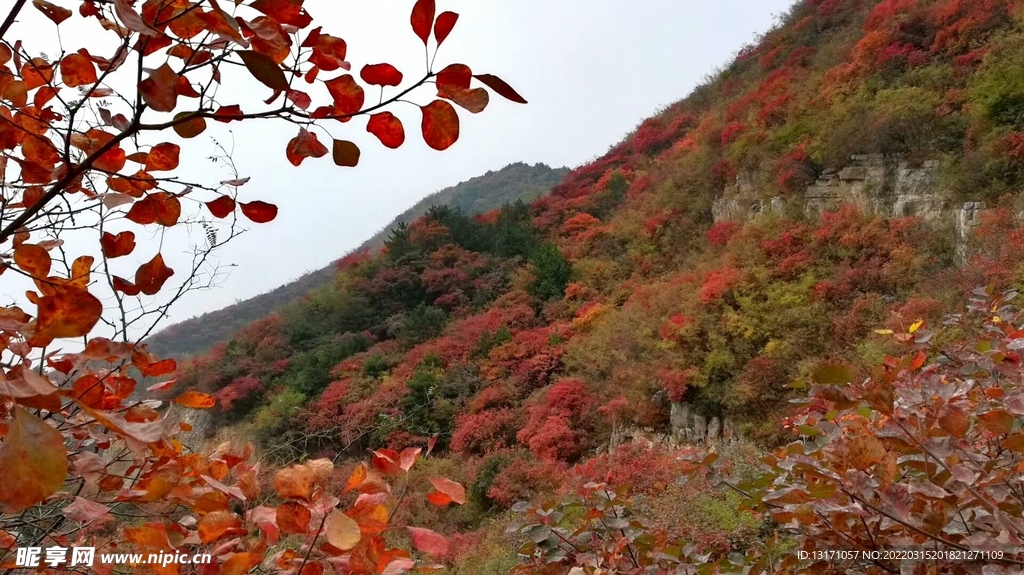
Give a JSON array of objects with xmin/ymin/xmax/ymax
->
[
  {"xmin": 274, "ymin": 464, "xmax": 316, "ymax": 501},
  {"xmin": 32, "ymin": 0, "xmax": 72, "ymax": 24},
  {"xmin": 126, "ymin": 192, "xmax": 181, "ymax": 227},
  {"xmin": 114, "ymin": 0, "xmax": 160, "ymax": 36},
  {"xmin": 332, "ymin": 140, "xmax": 360, "ymax": 167},
  {"xmin": 198, "ymin": 510, "xmax": 244, "ymax": 543},
  {"xmin": 437, "ymin": 85, "xmax": 488, "ymax": 114},
  {"xmin": 285, "ymin": 128, "xmax": 328, "ymax": 166},
  {"xmin": 139, "ymin": 64, "xmax": 178, "ymax": 112},
  {"xmin": 0, "ymin": 407, "xmax": 67, "ymax": 513},
  {"xmin": 59, "ymin": 53, "xmax": 98, "ymax": 87},
  {"xmin": 14, "ymin": 244, "xmax": 51, "ymax": 278},
  {"xmin": 474, "ymin": 73, "xmax": 527, "ymax": 104},
  {"xmin": 238, "ymin": 50, "xmax": 289, "ymax": 92},
  {"xmin": 172, "ymin": 112, "xmax": 206, "ymax": 138},
  {"xmin": 979, "ymin": 409, "xmax": 1015, "ymax": 435},
  {"xmin": 61, "ymin": 496, "xmax": 110, "ymax": 523}
]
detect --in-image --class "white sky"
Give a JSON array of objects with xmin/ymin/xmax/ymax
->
[{"xmin": 8, "ymin": 0, "xmax": 797, "ymax": 333}]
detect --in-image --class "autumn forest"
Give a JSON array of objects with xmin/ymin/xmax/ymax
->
[{"xmin": 4, "ymin": 0, "xmax": 1024, "ymax": 574}]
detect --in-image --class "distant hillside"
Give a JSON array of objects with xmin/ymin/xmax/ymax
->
[{"xmin": 146, "ymin": 162, "xmax": 567, "ymax": 358}]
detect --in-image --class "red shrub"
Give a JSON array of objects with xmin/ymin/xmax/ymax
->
[
  {"xmin": 215, "ymin": 375, "xmax": 262, "ymax": 412},
  {"xmin": 699, "ymin": 268, "xmax": 743, "ymax": 304},
  {"xmin": 487, "ymin": 457, "xmax": 564, "ymax": 509},
  {"xmin": 451, "ymin": 409, "xmax": 522, "ymax": 455},
  {"xmin": 706, "ymin": 221, "xmax": 740, "ymax": 247}
]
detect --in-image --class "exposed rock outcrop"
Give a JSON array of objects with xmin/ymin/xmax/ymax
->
[{"xmin": 712, "ymin": 154, "xmax": 983, "ymax": 262}]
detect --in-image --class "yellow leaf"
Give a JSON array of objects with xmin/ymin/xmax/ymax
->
[
  {"xmin": 0, "ymin": 407, "xmax": 67, "ymax": 512},
  {"xmin": 324, "ymin": 510, "xmax": 361, "ymax": 551},
  {"xmin": 909, "ymin": 320, "xmax": 924, "ymax": 334},
  {"xmin": 874, "ymin": 329, "xmax": 894, "ymax": 335}
]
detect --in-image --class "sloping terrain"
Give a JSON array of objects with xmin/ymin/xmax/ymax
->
[
  {"xmin": 171, "ymin": 0, "xmax": 1024, "ymax": 569},
  {"xmin": 146, "ymin": 162, "xmax": 566, "ymax": 358}
]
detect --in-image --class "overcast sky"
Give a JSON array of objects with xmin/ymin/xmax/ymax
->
[{"xmin": 12, "ymin": 1, "xmax": 798, "ymax": 332}]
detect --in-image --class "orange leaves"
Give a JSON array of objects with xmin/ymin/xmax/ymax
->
[
  {"xmin": 139, "ymin": 64, "xmax": 178, "ymax": 112},
  {"xmin": 420, "ymin": 100, "xmax": 459, "ymax": 151},
  {"xmin": 325, "ymin": 75, "xmax": 365, "ymax": 117},
  {"xmin": 173, "ymin": 391, "xmax": 216, "ymax": 409},
  {"xmin": 198, "ymin": 510, "xmax": 245, "ymax": 543},
  {"xmin": 407, "ymin": 527, "xmax": 449, "ymax": 557},
  {"xmin": 126, "ymin": 192, "xmax": 180, "ymax": 226},
  {"xmin": 101, "ymin": 232, "xmax": 135, "ymax": 260},
  {"xmin": 978, "ymin": 409, "xmax": 1015, "ymax": 435},
  {"xmin": 145, "ymin": 143, "xmax": 180, "ymax": 172},
  {"xmin": 410, "ymin": 0, "xmax": 435, "ymax": 45},
  {"xmin": 0, "ymin": 407, "xmax": 67, "ymax": 513},
  {"xmin": 938, "ymin": 407, "xmax": 969, "ymax": 438},
  {"xmin": 114, "ymin": 253, "xmax": 174, "ymax": 296},
  {"xmin": 360, "ymin": 64, "xmax": 403, "ymax": 87},
  {"xmin": 32, "ymin": 0, "xmax": 72, "ymax": 24},
  {"xmin": 425, "ymin": 477, "xmax": 465, "ymax": 506},
  {"xmin": 59, "ymin": 53, "xmax": 98, "ymax": 87},
  {"xmin": 332, "ymin": 140, "xmax": 360, "ymax": 167},
  {"xmin": 206, "ymin": 195, "xmax": 236, "ymax": 218},
  {"xmin": 324, "ymin": 510, "xmax": 361, "ymax": 551},
  {"xmin": 277, "ymin": 501, "xmax": 312, "ymax": 534},
  {"xmin": 367, "ymin": 112, "xmax": 405, "ymax": 149},
  {"xmin": 36, "ymin": 285, "xmax": 103, "ymax": 339},
  {"xmin": 238, "ymin": 49, "xmax": 289, "ymax": 92},
  {"xmin": 14, "ymin": 243, "xmax": 51, "ymax": 277},
  {"xmin": 240, "ymin": 200, "xmax": 278, "ymax": 223},
  {"xmin": 286, "ymin": 128, "xmax": 328, "ymax": 166}
]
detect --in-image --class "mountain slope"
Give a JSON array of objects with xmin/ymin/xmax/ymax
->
[
  {"xmin": 172, "ymin": 0, "xmax": 1024, "ymax": 566},
  {"xmin": 146, "ymin": 162, "xmax": 567, "ymax": 358}
]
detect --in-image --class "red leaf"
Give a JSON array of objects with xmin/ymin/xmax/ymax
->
[
  {"xmin": 113, "ymin": 276, "xmax": 141, "ymax": 296},
  {"xmin": 135, "ymin": 253, "xmax": 174, "ymax": 295},
  {"xmin": 309, "ymin": 34, "xmax": 348, "ymax": 72},
  {"xmin": 407, "ymin": 527, "xmax": 449, "ymax": 557},
  {"xmin": 371, "ymin": 449, "xmax": 401, "ymax": 476},
  {"xmin": 286, "ymin": 128, "xmax": 328, "ymax": 166},
  {"xmin": 360, "ymin": 63, "xmax": 403, "ymax": 87},
  {"xmin": 434, "ymin": 11, "xmax": 458, "ymax": 46},
  {"xmin": 474, "ymin": 73, "xmax": 527, "ymax": 104},
  {"xmin": 251, "ymin": 0, "xmax": 312, "ymax": 28},
  {"xmin": 206, "ymin": 195, "xmax": 235, "ymax": 219},
  {"xmin": 139, "ymin": 64, "xmax": 178, "ymax": 112},
  {"xmin": 436, "ymin": 63, "xmax": 471, "ymax": 90},
  {"xmin": 420, "ymin": 100, "xmax": 459, "ymax": 151},
  {"xmin": 240, "ymin": 201, "xmax": 278, "ymax": 223},
  {"xmin": 425, "ymin": 491, "xmax": 452, "ymax": 506},
  {"xmin": 366, "ymin": 112, "xmax": 405, "ymax": 149},
  {"xmin": 427, "ymin": 477, "xmax": 465, "ymax": 505},
  {"xmin": 325, "ymin": 75, "xmax": 364, "ymax": 117},
  {"xmin": 277, "ymin": 501, "xmax": 312, "ymax": 534},
  {"xmin": 126, "ymin": 192, "xmax": 181, "ymax": 227},
  {"xmin": 399, "ymin": 447, "xmax": 420, "ymax": 471},
  {"xmin": 114, "ymin": 0, "xmax": 160, "ymax": 36},
  {"xmin": 145, "ymin": 143, "xmax": 180, "ymax": 172},
  {"xmin": 100, "ymin": 231, "xmax": 136, "ymax": 259},
  {"xmin": 214, "ymin": 105, "xmax": 244, "ymax": 122},
  {"xmin": 410, "ymin": 0, "xmax": 435, "ymax": 45},
  {"xmin": 32, "ymin": 0, "xmax": 72, "ymax": 24}
]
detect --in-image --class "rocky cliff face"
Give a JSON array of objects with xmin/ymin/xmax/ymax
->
[{"xmin": 712, "ymin": 155, "xmax": 983, "ymax": 262}]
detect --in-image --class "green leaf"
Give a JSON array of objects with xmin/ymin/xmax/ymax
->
[{"xmin": 812, "ymin": 364, "xmax": 855, "ymax": 385}]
